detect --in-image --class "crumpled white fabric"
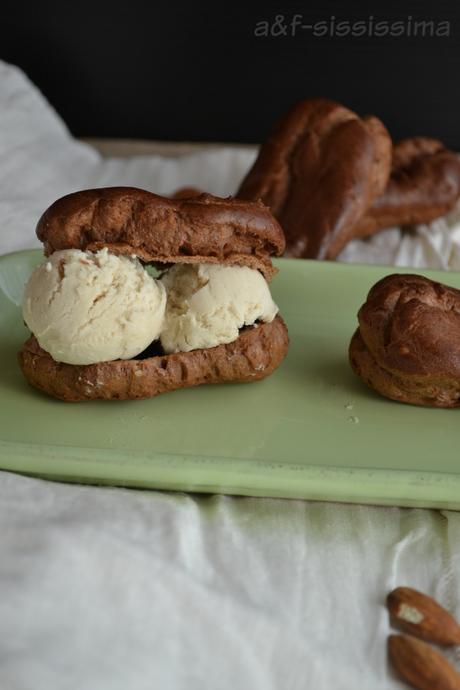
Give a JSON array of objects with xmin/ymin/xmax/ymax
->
[
  {"xmin": 2, "ymin": 473, "xmax": 460, "ymax": 690},
  {"xmin": 1, "ymin": 60, "xmax": 460, "ymax": 690},
  {"xmin": 339, "ymin": 206, "xmax": 460, "ymax": 269}
]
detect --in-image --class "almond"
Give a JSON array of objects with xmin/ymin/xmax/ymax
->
[
  {"xmin": 387, "ymin": 587, "xmax": 460, "ymax": 646},
  {"xmin": 388, "ymin": 635, "xmax": 460, "ymax": 690}
]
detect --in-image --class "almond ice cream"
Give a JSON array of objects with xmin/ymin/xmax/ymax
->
[
  {"xmin": 22, "ymin": 248, "xmax": 166, "ymax": 365},
  {"xmin": 160, "ymin": 263, "xmax": 278, "ymax": 353}
]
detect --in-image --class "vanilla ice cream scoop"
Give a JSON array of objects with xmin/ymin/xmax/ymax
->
[
  {"xmin": 160, "ymin": 263, "xmax": 278, "ymax": 353},
  {"xmin": 23, "ymin": 248, "xmax": 166, "ymax": 365}
]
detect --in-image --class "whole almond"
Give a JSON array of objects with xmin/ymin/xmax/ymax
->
[
  {"xmin": 388, "ymin": 635, "xmax": 460, "ymax": 690},
  {"xmin": 387, "ymin": 587, "xmax": 460, "ymax": 646}
]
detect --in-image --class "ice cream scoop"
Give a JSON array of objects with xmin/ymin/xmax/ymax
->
[
  {"xmin": 160, "ymin": 263, "xmax": 278, "ymax": 353},
  {"xmin": 22, "ymin": 248, "xmax": 166, "ymax": 365}
]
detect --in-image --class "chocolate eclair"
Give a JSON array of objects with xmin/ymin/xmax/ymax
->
[
  {"xmin": 349, "ymin": 273, "xmax": 460, "ymax": 407},
  {"xmin": 237, "ymin": 98, "xmax": 392, "ymax": 260},
  {"xmin": 333, "ymin": 137, "xmax": 460, "ymax": 255},
  {"xmin": 19, "ymin": 187, "xmax": 289, "ymax": 401},
  {"xmin": 237, "ymin": 99, "xmax": 460, "ymax": 259}
]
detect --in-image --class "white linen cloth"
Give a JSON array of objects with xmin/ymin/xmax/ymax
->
[{"xmin": 1, "ymin": 60, "xmax": 460, "ymax": 689}]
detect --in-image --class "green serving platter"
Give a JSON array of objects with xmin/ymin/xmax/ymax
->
[{"xmin": 0, "ymin": 249, "xmax": 459, "ymax": 509}]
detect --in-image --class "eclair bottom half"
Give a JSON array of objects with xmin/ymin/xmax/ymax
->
[{"xmin": 18, "ymin": 315, "xmax": 289, "ymax": 402}]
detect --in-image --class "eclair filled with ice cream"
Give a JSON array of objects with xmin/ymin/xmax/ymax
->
[{"xmin": 18, "ymin": 187, "xmax": 289, "ymax": 401}]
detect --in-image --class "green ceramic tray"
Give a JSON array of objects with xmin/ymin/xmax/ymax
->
[{"xmin": 1, "ymin": 249, "xmax": 459, "ymax": 509}]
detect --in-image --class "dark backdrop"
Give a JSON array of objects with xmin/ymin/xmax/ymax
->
[{"xmin": 1, "ymin": 0, "xmax": 459, "ymax": 147}]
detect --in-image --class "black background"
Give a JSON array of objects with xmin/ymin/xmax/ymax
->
[{"xmin": 1, "ymin": 0, "xmax": 459, "ymax": 147}]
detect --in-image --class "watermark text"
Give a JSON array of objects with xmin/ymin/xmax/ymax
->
[{"xmin": 254, "ymin": 15, "xmax": 451, "ymax": 39}]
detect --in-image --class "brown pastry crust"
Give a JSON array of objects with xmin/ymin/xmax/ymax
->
[
  {"xmin": 170, "ymin": 186, "xmax": 203, "ymax": 199},
  {"xmin": 333, "ymin": 138, "xmax": 460, "ymax": 255},
  {"xmin": 36, "ymin": 187, "xmax": 285, "ymax": 281},
  {"xmin": 236, "ymin": 98, "xmax": 392, "ymax": 260},
  {"xmin": 18, "ymin": 316, "xmax": 289, "ymax": 402},
  {"xmin": 349, "ymin": 274, "xmax": 460, "ymax": 407}
]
